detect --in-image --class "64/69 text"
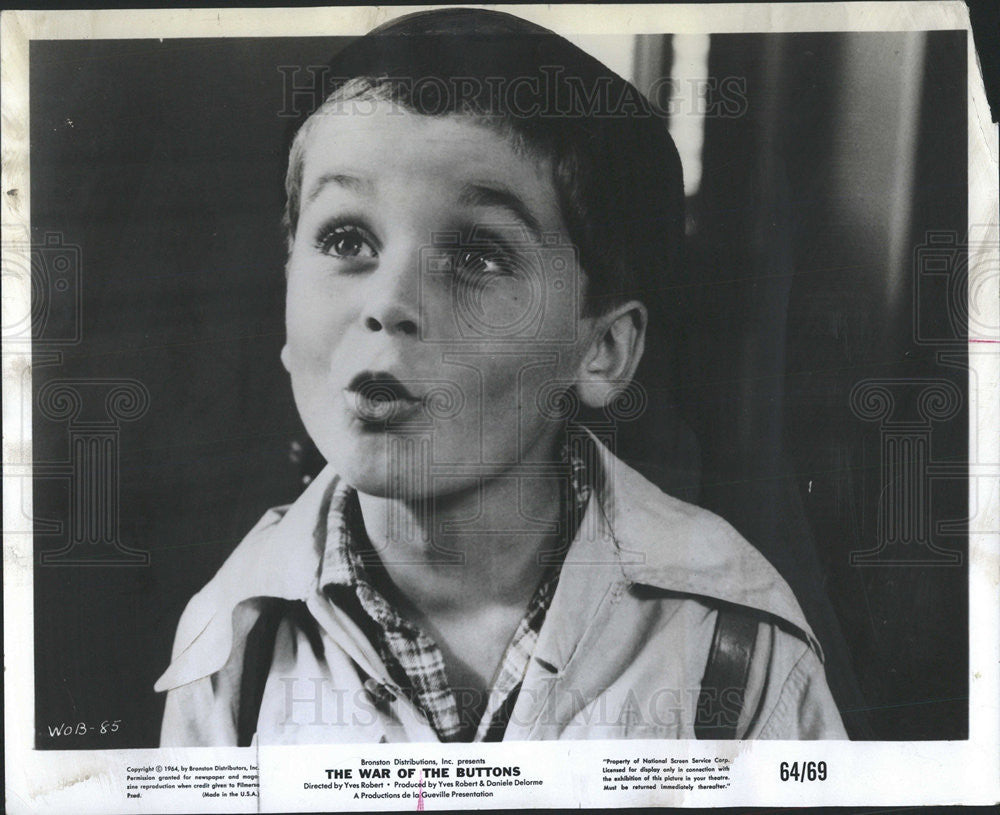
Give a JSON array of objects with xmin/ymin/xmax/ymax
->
[
  {"xmin": 46, "ymin": 720, "xmax": 121, "ymax": 737},
  {"xmin": 779, "ymin": 761, "xmax": 827, "ymax": 782}
]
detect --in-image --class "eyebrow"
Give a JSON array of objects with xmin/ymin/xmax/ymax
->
[
  {"xmin": 457, "ymin": 183, "xmax": 543, "ymax": 239},
  {"xmin": 305, "ymin": 173, "xmax": 375, "ymax": 205}
]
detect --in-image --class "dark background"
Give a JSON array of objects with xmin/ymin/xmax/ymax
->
[{"xmin": 31, "ymin": 30, "xmax": 968, "ymax": 747}]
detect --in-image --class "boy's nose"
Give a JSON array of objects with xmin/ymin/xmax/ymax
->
[
  {"xmin": 360, "ymin": 254, "xmax": 421, "ymax": 337},
  {"xmin": 364, "ymin": 311, "xmax": 418, "ymax": 336}
]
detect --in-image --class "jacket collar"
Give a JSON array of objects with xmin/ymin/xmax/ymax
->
[
  {"xmin": 155, "ymin": 433, "xmax": 820, "ymax": 693},
  {"xmin": 154, "ymin": 468, "xmax": 339, "ymax": 692},
  {"xmin": 584, "ymin": 434, "xmax": 820, "ymax": 655}
]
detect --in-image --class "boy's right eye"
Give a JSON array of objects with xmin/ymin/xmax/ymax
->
[{"xmin": 315, "ymin": 224, "xmax": 379, "ymax": 261}]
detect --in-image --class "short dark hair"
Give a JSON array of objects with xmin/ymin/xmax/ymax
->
[{"xmin": 284, "ymin": 7, "xmax": 685, "ymax": 317}]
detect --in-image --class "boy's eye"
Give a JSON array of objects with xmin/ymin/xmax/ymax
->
[
  {"xmin": 456, "ymin": 249, "xmax": 518, "ymax": 282},
  {"xmin": 316, "ymin": 224, "xmax": 379, "ymax": 260}
]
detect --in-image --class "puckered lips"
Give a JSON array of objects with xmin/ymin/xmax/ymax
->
[{"xmin": 343, "ymin": 371, "xmax": 423, "ymax": 424}]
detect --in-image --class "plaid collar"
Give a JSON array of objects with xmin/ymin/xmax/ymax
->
[{"xmin": 318, "ymin": 449, "xmax": 591, "ymax": 742}]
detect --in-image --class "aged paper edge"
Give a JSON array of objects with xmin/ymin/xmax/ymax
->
[{"xmin": 2, "ymin": 3, "xmax": 998, "ymax": 813}]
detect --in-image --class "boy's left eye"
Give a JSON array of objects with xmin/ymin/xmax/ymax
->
[{"xmin": 456, "ymin": 249, "xmax": 518, "ymax": 282}]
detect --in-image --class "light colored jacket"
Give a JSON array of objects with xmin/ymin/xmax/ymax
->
[{"xmin": 156, "ymin": 441, "xmax": 847, "ymax": 743}]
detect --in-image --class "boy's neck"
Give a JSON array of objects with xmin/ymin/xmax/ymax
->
[{"xmin": 356, "ymin": 468, "xmax": 569, "ymax": 615}]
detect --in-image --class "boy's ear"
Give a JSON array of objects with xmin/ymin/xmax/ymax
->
[
  {"xmin": 575, "ymin": 300, "xmax": 647, "ymax": 410},
  {"xmin": 280, "ymin": 344, "xmax": 292, "ymax": 373}
]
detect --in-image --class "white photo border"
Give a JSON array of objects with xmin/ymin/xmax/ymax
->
[{"xmin": 3, "ymin": 3, "xmax": 998, "ymax": 811}]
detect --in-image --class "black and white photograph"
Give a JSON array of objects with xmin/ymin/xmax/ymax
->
[{"xmin": 3, "ymin": 2, "xmax": 998, "ymax": 811}]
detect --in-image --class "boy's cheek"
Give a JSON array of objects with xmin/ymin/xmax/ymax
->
[
  {"xmin": 286, "ymin": 285, "xmax": 352, "ymax": 352},
  {"xmin": 286, "ymin": 267, "xmax": 335, "ymax": 310}
]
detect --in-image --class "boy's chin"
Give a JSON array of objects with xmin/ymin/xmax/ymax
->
[
  {"xmin": 323, "ymin": 451, "xmax": 431, "ymax": 501},
  {"xmin": 325, "ymin": 450, "xmax": 491, "ymax": 503},
  {"xmin": 341, "ymin": 469, "xmax": 418, "ymax": 500}
]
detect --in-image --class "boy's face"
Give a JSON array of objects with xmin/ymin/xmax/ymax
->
[{"xmin": 283, "ymin": 104, "xmax": 594, "ymax": 499}]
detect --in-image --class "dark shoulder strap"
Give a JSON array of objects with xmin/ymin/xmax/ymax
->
[
  {"xmin": 694, "ymin": 606, "xmax": 759, "ymax": 739},
  {"xmin": 236, "ymin": 599, "xmax": 325, "ymax": 746},
  {"xmin": 237, "ymin": 600, "xmax": 287, "ymax": 747}
]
